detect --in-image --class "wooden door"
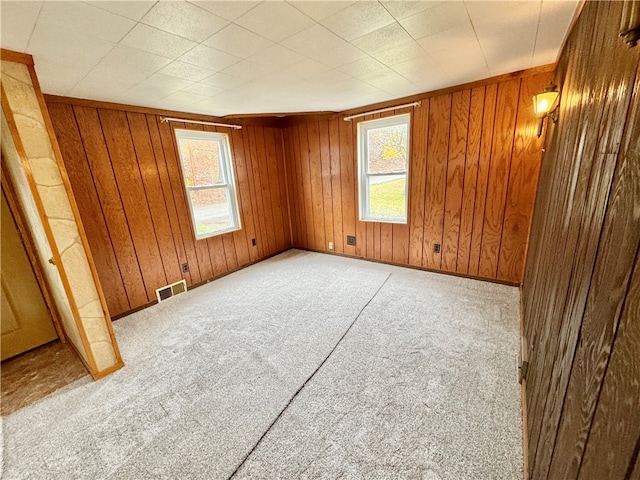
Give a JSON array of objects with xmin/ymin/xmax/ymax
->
[{"xmin": 1, "ymin": 188, "xmax": 57, "ymax": 360}]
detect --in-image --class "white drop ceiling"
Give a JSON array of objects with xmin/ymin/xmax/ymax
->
[{"xmin": 1, "ymin": 1, "xmax": 579, "ymax": 117}]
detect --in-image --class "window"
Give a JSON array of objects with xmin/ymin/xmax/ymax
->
[
  {"xmin": 174, "ymin": 129, "xmax": 241, "ymax": 239},
  {"xmin": 357, "ymin": 114, "xmax": 410, "ymax": 223}
]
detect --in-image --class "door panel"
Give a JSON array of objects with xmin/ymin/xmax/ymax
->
[{"xmin": 1, "ymin": 188, "xmax": 57, "ymax": 360}]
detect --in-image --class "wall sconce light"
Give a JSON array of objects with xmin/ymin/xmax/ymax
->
[
  {"xmin": 619, "ymin": 1, "xmax": 640, "ymax": 47},
  {"xmin": 533, "ymin": 82, "xmax": 560, "ymax": 137}
]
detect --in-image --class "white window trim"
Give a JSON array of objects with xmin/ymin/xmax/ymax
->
[
  {"xmin": 357, "ymin": 113, "xmax": 410, "ymax": 224},
  {"xmin": 174, "ymin": 128, "xmax": 241, "ymax": 240}
]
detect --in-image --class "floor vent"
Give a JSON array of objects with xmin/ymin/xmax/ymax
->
[{"xmin": 155, "ymin": 280, "xmax": 187, "ymax": 303}]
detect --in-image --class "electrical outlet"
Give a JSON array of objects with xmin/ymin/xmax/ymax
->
[
  {"xmin": 251, "ymin": 238, "xmax": 257, "ymax": 246},
  {"xmin": 346, "ymin": 235, "xmax": 356, "ymax": 246},
  {"xmin": 328, "ymin": 241, "xmax": 334, "ymax": 250},
  {"xmin": 433, "ymin": 243, "xmax": 441, "ymax": 253},
  {"xmin": 182, "ymin": 263, "xmax": 189, "ymax": 273}
]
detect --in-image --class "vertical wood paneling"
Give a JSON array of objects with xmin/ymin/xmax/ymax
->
[
  {"xmin": 339, "ymin": 118, "xmax": 356, "ymax": 256},
  {"xmin": 468, "ymin": 84, "xmax": 497, "ymax": 276},
  {"xmin": 292, "ymin": 126, "xmax": 308, "ymax": 248},
  {"xmin": 578, "ymin": 249, "xmax": 640, "ymax": 480},
  {"xmin": 442, "ymin": 89, "xmax": 470, "ymax": 272},
  {"xmin": 319, "ymin": 120, "xmax": 334, "ymax": 251},
  {"xmin": 229, "ymin": 127, "xmax": 258, "ymax": 264},
  {"xmin": 284, "ymin": 69, "xmax": 544, "ymax": 283},
  {"xmin": 275, "ymin": 129, "xmax": 292, "ymax": 249},
  {"xmin": 145, "ymin": 114, "xmax": 191, "ymax": 284},
  {"xmin": 422, "ymin": 94, "xmax": 451, "ymax": 270},
  {"xmin": 497, "ymin": 74, "xmax": 550, "ymax": 282},
  {"xmin": 51, "ymin": 102, "xmax": 291, "ymax": 317},
  {"xmin": 47, "ymin": 103, "xmax": 129, "ymax": 315},
  {"xmin": 299, "ymin": 124, "xmax": 315, "ymax": 250},
  {"xmin": 264, "ymin": 127, "xmax": 286, "ymax": 252},
  {"xmin": 308, "ymin": 121, "xmax": 326, "ymax": 250},
  {"xmin": 408, "ymin": 101, "xmax": 429, "ymax": 266},
  {"xmin": 457, "ymin": 87, "xmax": 485, "ymax": 274},
  {"xmin": 127, "ymin": 112, "xmax": 182, "ymax": 284},
  {"xmin": 329, "ymin": 118, "xmax": 343, "ymax": 253},
  {"xmin": 478, "ymin": 79, "xmax": 520, "ymax": 278},
  {"xmin": 73, "ymin": 106, "xmax": 148, "ymax": 309},
  {"xmin": 522, "ymin": 2, "xmax": 640, "ymax": 480}
]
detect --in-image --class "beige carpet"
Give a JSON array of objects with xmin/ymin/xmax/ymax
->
[{"xmin": 1, "ymin": 249, "xmax": 523, "ymax": 479}]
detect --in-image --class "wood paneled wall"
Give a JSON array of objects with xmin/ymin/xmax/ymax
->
[
  {"xmin": 283, "ymin": 71, "xmax": 551, "ymax": 283},
  {"xmin": 522, "ymin": 2, "xmax": 640, "ymax": 479},
  {"xmin": 47, "ymin": 101, "xmax": 290, "ymax": 317}
]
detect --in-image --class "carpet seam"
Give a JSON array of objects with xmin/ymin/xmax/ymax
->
[{"xmin": 226, "ymin": 273, "xmax": 393, "ymax": 479}]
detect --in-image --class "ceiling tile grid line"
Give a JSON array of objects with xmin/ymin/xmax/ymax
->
[{"xmin": 0, "ymin": 1, "xmax": 579, "ymax": 116}]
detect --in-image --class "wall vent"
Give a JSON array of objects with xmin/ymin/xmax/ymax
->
[{"xmin": 155, "ymin": 279, "xmax": 187, "ymax": 303}]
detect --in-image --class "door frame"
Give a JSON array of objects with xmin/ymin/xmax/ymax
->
[{"xmin": 1, "ymin": 160, "xmax": 66, "ymax": 342}]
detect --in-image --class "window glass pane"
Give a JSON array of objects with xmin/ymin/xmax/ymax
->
[
  {"xmin": 366, "ymin": 122, "xmax": 408, "ymax": 174},
  {"xmin": 188, "ymin": 188, "xmax": 233, "ymax": 236},
  {"xmin": 177, "ymin": 138, "xmax": 224, "ymax": 187},
  {"xmin": 368, "ymin": 175, "xmax": 407, "ymax": 220}
]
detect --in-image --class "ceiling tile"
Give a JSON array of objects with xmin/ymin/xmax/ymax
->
[
  {"xmin": 121, "ymin": 74, "xmax": 194, "ymax": 103},
  {"xmin": 352, "ymin": 23, "xmax": 414, "ymax": 55},
  {"xmin": 69, "ymin": 76, "xmax": 134, "ymax": 101},
  {"xmin": 87, "ymin": 1, "xmax": 156, "ymax": 21},
  {"xmin": 371, "ymin": 40, "xmax": 428, "ymax": 67},
  {"xmin": 479, "ymin": 27, "xmax": 537, "ymax": 72},
  {"xmin": 199, "ymin": 72, "xmax": 247, "ymax": 89},
  {"xmin": 222, "ymin": 60, "xmax": 278, "ymax": 80},
  {"xmin": 430, "ymin": 44, "xmax": 487, "ymax": 74},
  {"xmin": 282, "ymin": 24, "xmax": 346, "ymax": 58},
  {"xmin": 204, "ymin": 24, "xmax": 273, "ymax": 59},
  {"xmin": 338, "ymin": 57, "xmax": 386, "ymax": 78},
  {"xmin": 32, "ymin": 57, "xmax": 87, "ymax": 95},
  {"xmin": 191, "ymin": 1, "xmax": 260, "ymax": 21},
  {"xmin": 248, "ymin": 45, "xmax": 305, "ymax": 70},
  {"xmin": 313, "ymin": 43, "xmax": 368, "ymax": 68},
  {"xmin": 260, "ymin": 59, "xmax": 330, "ymax": 85},
  {"xmin": 392, "ymin": 54, "xmax": 445, "ymax": 84},
  {"xmin": 28, "ymin": 26, "xmax": 114, "ymax": 69},
  {"xmin": 134, "ymin": 73, "xmax": 194, "ymax": 91},
  {"xmin": 37, "ymin": 2, "xmax": 136, "ymax": 43},
  {"xmin": 235, "ymin": 2, "xmax": 315, "ymax": 42},
  {"xmin": 320, "ymin": 2, "xmax": 396, "ymax": 41},
  {"xmin": 179, "ymin": 82, "xmax": 225, "ymax": 97},
  {"xmin": 120, "ymin": 24, "xmax": 197, "ymax": 59},
  {"xmin": 417, "ymin": 23, "xmax": 479, "ymax": 54},
  {"xmin": 465, "ymin": 1, "xmax": 541, "ymax": 35},
  {"xmin": 287, "ymin": 1, "xmax": 353, "ymax": 22},
  {"xmin": 3, "ymin": 0, "xmax": 576, "ymax": 116},
  {"xmin": 533, "ymin": 0, "xmax": 578, "ymax": 64},
  {"xmin": 158, "ymin": 61, "xmax": 215, "ymax": 82},
  {"xmin": 158, "ymin": 91, "xmax": 209, "ymax": 109},
  {"xmin": 381, "ymin": 1, "xmax": 444, "ymax": 21},
  {"xmin": 0, "ymin": 1, "xmax": 42, "ymax": 51},
  {"xmin": 179, "ymin": 44, "xmax": 240, "ymax": 71},
  {"xmin": 400, "ymin": 2, "xmax": 469, "ymax": 40},
  {"xmin": 357, "ymin": 68, "xmax": 418, "ymax": 96},
  {"xmin": 141, "ymin": 1, "xmax": 228, "ymax": 42},
  {"xmin": 82, "ymin": 45, "xmax": 172, "ymax": 89}
]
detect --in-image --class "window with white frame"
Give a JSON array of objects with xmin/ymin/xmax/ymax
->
[
  {"xmin": 357, "ymin": 114, "xmax": 410, "ymax": 223},
  {"xmin": 174, "ymin": 129, "xmax": 241, "ymax": 239}
]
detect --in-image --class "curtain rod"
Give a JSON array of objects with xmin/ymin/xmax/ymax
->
[
  {"xmin": 343, "ymin": 101, "xmax": 421, "ymax": 122},
  {"xmin": 160, "ymin": 117, "xmax": 242, "ymax": 130}
]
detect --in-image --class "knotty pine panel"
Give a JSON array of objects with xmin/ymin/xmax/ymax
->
[
  {"xmin": 48, "ymin": 102, "xmax": 292, "ymax": 317},
  {"xmin": 521, "ymin": 2, "xmax": 640, "ymax": 480},
  {"xmin": 283, "ymin": 71, "xmax": 547, "ymax": 284}
]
